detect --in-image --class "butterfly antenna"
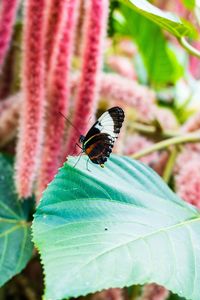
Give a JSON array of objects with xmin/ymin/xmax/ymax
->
[{"xmin": 58, "ymin": 111, "xmax": 81, "ymax": 136}]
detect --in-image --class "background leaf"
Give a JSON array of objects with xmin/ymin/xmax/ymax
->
[
  {"xmin": 120, "ymin": 0, "xmax": 196, "ymax": 37},
  {"xmin": 0, "ymin": 155, "xmax": 33, "ymax": 287},
  {"xmin": 33, "ymin": 155, "xmax": 200, "ymax": 300},
  {"xmin": 113, "ymin": 4, "xmax": 183, "ymax": 86},
  {"xmin": 182, "ymin": 0, "xmax": 195, "ymax": 10}
]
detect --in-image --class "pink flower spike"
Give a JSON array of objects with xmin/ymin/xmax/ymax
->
[
  {"xmin": 140, "ymin": 283, "xmax": 169, "ymax": 300},
  {"xmin": 70, "ymin": 72, "xmax": 156, "ymax": 122},
  {"xmin": 37, "ymin": 0, "xmax": 79, "ymax": 198},
  {"xmin": 15, "ymin": 0, "xmax": 46, "ymax": 198},
  {"xmin": 175, "ymin": 157, "xmax": 200, "ymax": 208},
  {"xmin": 174, "ymin": 144, "xmax": 200, "ymax": 208},
  {"xmin": 0, "ymin": 0, "xmax": 20, "ymax": 71},
  {"xmin": 107, "ymin": 55, "xmax": 137, "ymax": 80},
  {"xmin": 100, "ymin": 73, "xmax": 155, "ymax": 122},
  {"xmin": 0, "ymin": 92, "xmax": 21, "ymax": 147},
  {"xmin": 44, "ymin": 0, "xmax": 68, "ymax": 73},
  {"xmin": 189, "ymin": 41, "xmax": 200, "ymax": 79},
  {"xmin": 91, "ymin": 288, "xmax": 124, "ymax": 300},
  {"xmin": 181, "ymin": 110, "xmax": 200, "ymax": 132},
  {"xmin": 65, "ymin": 0, "xmax": 109, "ymax": 156}
]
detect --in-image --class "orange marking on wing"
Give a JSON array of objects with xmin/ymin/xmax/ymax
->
[{"xmin": 85, "ymin": 144, "xmax": 96, "ymax": 155}]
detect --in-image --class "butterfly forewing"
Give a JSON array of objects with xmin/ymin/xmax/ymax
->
[{"xmin": 82, "ymin": 107, "xmax": 125, "ymax": 166}]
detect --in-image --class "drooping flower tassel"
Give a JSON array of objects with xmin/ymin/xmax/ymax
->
[
  {"xmin": 0, "ymin": 93, "xmax": 21, "ymax": 147},
  {"xmin": 0, "ymin": 0, "xmax": 20, "ymax": 71},
  {"xmin": 15, "ymin": 0, "xmax": 46, "ymax": 198},
  {"xmin": 44, "ymin": 0, "xmax": 67, "ymax": 73},
  {"xmin": 189, "ymin": 41, "xmax": 200, "ymax": 79},
  {"xmin": 140, "ymin": 283, "xmax": 169, "ymax": 300},
  {"xmin": 36, "ymin": 0, "xmax": 79, "ymax": 199},
  {"xmin": 91, "ymin": 288, "xmax": 124, "ymax": 300},
  {"xmin": 181, "ymin": 110, "xmax": 200, "ymax": 132},
  {"xmin": 70, "ymin": 72, "xmax": 156, "ymax": 122},
  {"xmin": 174, "ymin": 144, "xmax": 200, "ymax": 208},
  {"xmin": 65, "ymin": 0, "xmax": 109, "ymax": 156},
  {"xmin": 100, "ymin": 73, "xmax": 155, "ymax": 122}
]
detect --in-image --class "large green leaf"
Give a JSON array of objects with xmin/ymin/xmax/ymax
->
[
  {"xmin": 120, "ymin": 0, "xmax": 195, "ymax": 37},
  {"xmin": 33, "ymin": 155, "xmax": 200, "ymax": 300},
  {"xmin": 114, "ymin": 5, "xmax": 183, "ymax": 86},
  {"xmin": 0, "ymin": 155, "xmax": 33, "ymax": 286}
]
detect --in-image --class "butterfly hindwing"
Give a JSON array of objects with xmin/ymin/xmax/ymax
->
[{"xmin": 84, "ymin": 133, "xmax": 114, "ymax": 165}]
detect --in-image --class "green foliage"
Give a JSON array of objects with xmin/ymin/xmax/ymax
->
[
  {"xmin": 169, "ymin": 293, "xmax": 187, "ymax": 300},
  {"xmin": 0, "ymin": 155, "xmax": 33, "ymax": 287},
  {"xmin": 182, "ymin": 0, "xmax": 195, "ymax": 10},
  {"xmin": 33, "ymin": 155, "xmax": 200, "ymax": 300},
  {"xmin": 114, "ymin": 5, "xmax": 183, "ymax": 86},
  {"xmin": 120, "ymin": 0, "xmax": 196, "ymax": 37}
]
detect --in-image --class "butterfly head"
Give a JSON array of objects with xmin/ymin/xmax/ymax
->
[{"xmin": 79, "ymin": 135, "xmax": 85, "ymax": 144}]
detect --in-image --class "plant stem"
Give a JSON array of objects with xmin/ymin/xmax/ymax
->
[
  {"xmin": 163, "ymin": 147, "xmax": 178, "ymax": 183},
  {"xmin": 132, "ymin": 132, "xmax": 200, "ymax": 159},
  {"xmin": 128, "ymin": 122, "xmax": 179, "ymax": 138},
  {"xmin": 178, "ymin": 36, "xmax": 200, "ymax": 58}
]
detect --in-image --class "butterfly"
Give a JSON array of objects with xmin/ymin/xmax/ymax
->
[{"xmin": 79, "ymin": 106, "xmax": 125, "ymax": 168}]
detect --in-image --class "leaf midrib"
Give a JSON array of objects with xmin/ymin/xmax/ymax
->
[
  {"xmin": 0, "ymin": 217, "xmax": 22, "ymax": 223},
  {"xmin": 0, "ymin": 223, "xmax": 27, "ymax": 238}
]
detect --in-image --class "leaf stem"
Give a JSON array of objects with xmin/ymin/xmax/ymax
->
[
  {"xmin": 178, "ymin": 36, "xmax": 200, "ymax": 58},
  {"xmin": 132, "ymin": 132, "xmax": 200, "ymax": 159},
  {"xmin": 162, "ymin": 147, "xmax": 178, "ymax": 183}
]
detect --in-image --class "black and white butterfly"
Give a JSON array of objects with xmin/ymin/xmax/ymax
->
[{"xmin": 79, "ymin": 106, "xmax": 125, "ymax": 167}]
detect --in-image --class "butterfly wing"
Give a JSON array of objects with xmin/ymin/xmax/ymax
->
[
  {"xmin": 84, "ymin": 106, "xmax": 125, "ymax": 141},
  {"xmin": 83, "ymin": 107, "xmax": 125, "ymax": 165},
  {"xmin": 84, "ymin": 133, "xmax": 115, "ymax": 165}
]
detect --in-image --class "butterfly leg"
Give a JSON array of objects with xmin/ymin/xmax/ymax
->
[
  {"xmin": 86, "ymin": 157, "xmax": 92, "ymax": 172},
  {"xmin": 73, "ymin": 150, "xmax": 83, "ymax": 168}
]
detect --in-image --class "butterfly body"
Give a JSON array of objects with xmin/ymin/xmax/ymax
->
[{"xmin": 79, "ymin": 107, "xmax": 125, "ymax": 167}]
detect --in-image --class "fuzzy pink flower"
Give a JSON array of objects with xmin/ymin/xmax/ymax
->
[
  {"xmin": 124, "ymin": 134, "xmax": 169, "ymax": 175},
  {"xmin": 189, "ymin": 41, "xmax": 200, "ymax": 79},
  {"xmin": 100, "ymin": 74, "xmax": 155, "ymax": 122},
  {"xmin": 124, "ymin": 134, "xmax": 159, "ymax": 164},
  {"xmin": 0, "ymin": 92, "xmax": 21, "ymax": 147},
  {"xmin": 154, "ymin": 107, "xmax": 179, "ymax": 130},
  {"xmin": 0, "ymin": 0, "xmax": 20, "ymax": 71},
  {"xmin": 118, "ymin": 39, "xmax": 137, "ymax": 58},
  {"xmin": 91, "ymin": 288, "xmax": 124, "ymax": 300},
  {"xmin": 181, "ymin": 110, "xmax": 200, "ymax": 132},
  {"xmin": 174, "ymin": 0, "xmax": 188, "ymax": 17},
  {"xmin": 37, "ymin": 0, "xmax": 79, "ymax": 198},
  {"xmin": 175, "ymin": 156, "xmax": 200, "ymax": 208},
  {"xmin": 70, "ymin": 72, "xmax": 156, "ymax": 122},
  {"xmin": 73, "ymin": 0, "xmax": 85, "ymax": 57},
  {"xmin": 106, "ymin": 55, "xmax": 137, "ymax": 80},
  {"xmin": 15, "ymin": 0, "xmax": 46, "ymax": 198},
  {"xmin": 174, "ymin": 144, "xmax": 200, "ymax": 172},
  {"xmin": 65, "ymin": 0, "xmax": 109, "ymax": 156},
  {"xmin": 155, "ymin": 0, "xmax": 188, "ymax": 18},
  {"xmin": 140, "ymin": 283, "xmax": 169, "ymax": 300},
  {"xmin": 174, "ymin": 144, "xmax": 200, "ymax": 208},
  {"xmin": 44, "ymin": 0, "xmax": 69, "ymax": 73}
]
